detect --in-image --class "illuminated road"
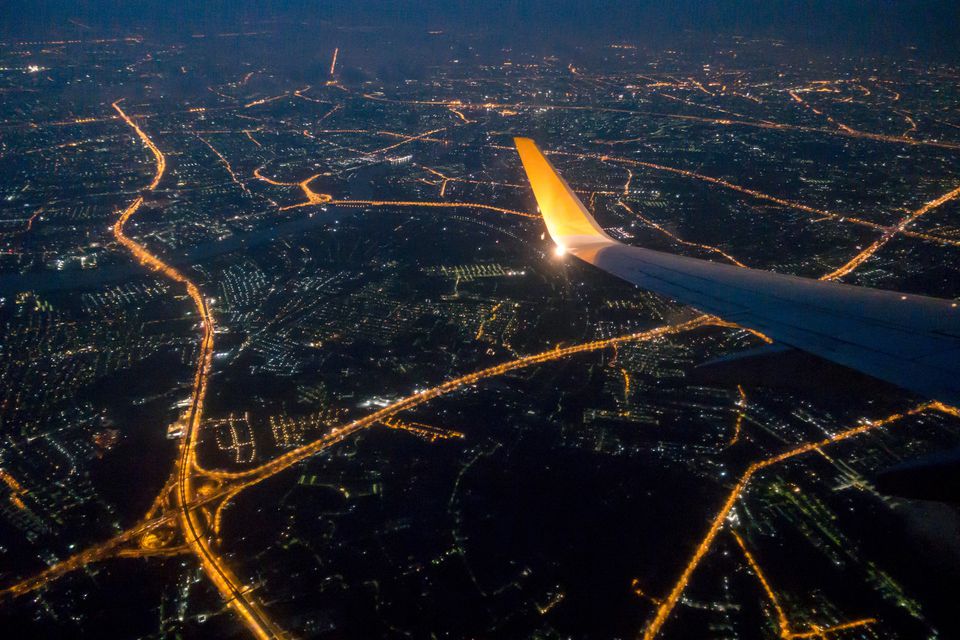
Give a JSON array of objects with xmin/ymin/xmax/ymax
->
[
  {"xmin": 360, "ymin": 92, "xmax": 960, "ymax": 151},
  {"xmin": 257, "ymin": 124, "xmax": 960, "ymax": 254},
  {"xmin": 641, "ymin": 400, "xmax": 957, "ymax": 639},
  {"xmin": 822, "ymin": 181, "xmax": 960, "ymax": 280},
  {"xmin": 731, "ymin": 530, "xmax": 876, "ymax": 639},
  {"xmin": 419, "ymin": 163, "xmax": 614, "ymax": 198},
  {"xmin": 111, "ymin": 101, "xmax": 287, "ymax": 640},
  {"xmin": 517, "ymin": 136, "xmax": 960, "ymax": 405},
  {"xmin": 244, "ymin": 93, "xmax": 288, "ymax": 109},
  {"xmin": 0, "ymin": 515, "xmax": 174, "ymax": 600},
  {"xmin": 6, "ymin": 68, "xmax": 960, "ymax": 640},
  {"xmin": 254, "ymin": 166, "xmax": 538, "ymax": 219},
  {"xmin": 329, "ymin": 199, "xmax": 538, "ymax": 219},
  {"xmin": 2, "ymin": 311, "xmax": 751, "ymax": 622},
  {"xmin": 617, "ymin": 200, "xmax": 747, "ymax": 267},
  {"xmin": 550, "ymin": 149, "xmax": 960, "ymax": 250},
  {"xmin": 475, "ymin": 301, "xmax": 504, "ymax": 340},
  {"xmin": 329, "ymin": 47, "xmax": 339, "ymax": 78},
  {"xmin": 369, "ymin": 126, "xmax": 447, "ymax": 154},
  {"xmin": 0, "ymin": 468, "xmax": 28, "ymax": 511},
  {"xmin": 727, "ymin": 385, "xmax": 747, "ymax": 447},
  {"xmin": 787, "ymin": 88, "xmax": 857, "ymax": 134},
  {"xmin": 198, "ymin": 135, "xmax": 253, "ymax": 197},
  {"xmin": 200, "ymin": 314, "xmax": 720, "ymax": 486},
  {"xmin": 379, "ymin": 417, "xmax": 465, "ymax": 442}
]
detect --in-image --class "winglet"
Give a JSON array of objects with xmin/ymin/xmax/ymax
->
[{"xmin": 514, "ymin": 137, "xmax": 615, "ymax": 254}]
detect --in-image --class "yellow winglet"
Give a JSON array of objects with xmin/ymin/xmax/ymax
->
[{"xmin": 514, "ymin": 137, "xmax": 614, "ymax": 254}]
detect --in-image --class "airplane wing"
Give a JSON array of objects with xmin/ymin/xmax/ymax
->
[{"xmin": 514, "ymin": 137, "xmax": 960, "ymax": 405}]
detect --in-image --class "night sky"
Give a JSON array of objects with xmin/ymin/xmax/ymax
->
[{"xmin": 3, "ymin": 1, "xmax": 960, "ymax": 60}]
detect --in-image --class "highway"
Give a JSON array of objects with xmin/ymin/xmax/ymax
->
[
  {"xmin": 111, "ymin": 101, "xmax": 287, "ymax": 640},
  {"xmin": 1, "ymin": 302, "xmax": 736, "ymax": 629}
]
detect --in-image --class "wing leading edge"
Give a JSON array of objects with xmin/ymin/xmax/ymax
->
[{"xmin": 514, "ymin": 137, "xmax": 960, "ymax": 405}]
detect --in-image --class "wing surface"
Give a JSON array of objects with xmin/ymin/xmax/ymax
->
[{"xmin": 514, "ymin": 137, "xmax": 960, "ymax": 405}]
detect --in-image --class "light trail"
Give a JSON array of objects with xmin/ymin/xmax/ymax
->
[
  {"xmin": 116, "ymin": 545, "xmax": 190, "ymax": 560},
  {"xmin": 821, "ymin": 181, "xmax": 960, "ymax": 280},
  {"xmin": 631, "ymin": 578, "xmax": 663, "ymax": 606},
  {"xmin": 731, "ymin": 530, "xmax": 876, "ymax": 639},
  {"xmin": 291, "ymin": 86, "xmax": 326, "ymax": 104},
  {"xmin": 0, "ymin": 486, "xmax": 232, "ymax": 600},
  {"xmin": 254, "ymin": 165, "xmax": 333, "ymax": 211},
  {"xmin": 655, "ymin": 91, "xmax": 769, "ymax": 125},
  {"xmin": 309, "ymin": 128, "xmax": 449, "ymax": 151},
  {"xmin": 787, "ymin": 618, "xmax": 878, "ymax": 639},
  {"xmin": 617, "ymin": 200, "xmax": 747, "ymax": 267},
  {"xmin": 253, "ymin": 166, "xmax": 297, "ymax": 187},
  {"xmin": 279, "ymin": 175, "xmax": 333, "ymax": 209},
  {"xmin": 707, "ymin": 317, "xmax": 774, "ymax": 344},
  {"xmin": 254, "ymin": 165, "xmax": 331, "ymax": 209},
  {"xmin": 635, "ymin": 109, "xmax": 959, "ymax": 151},
  {"xmin": 422, "ymin": 166, "xmax": 451, "ymax": 197},
  {"xmin": 640, "ymin": 400, "xmax": 956, "ymax": 640},
  {"xmin": 11, "ymin": 35, "xmax": 142, "ymax": 46},
  {"xmin": 278, "ymin": 193, "xmax": 538, "ymax": 219},
  {"xmin": 686, "ymin": 77, "xmax": 713, "ymax": 96},
  {"xmin": 591, "ymin": 152, "xmax": 884, "ymax": 231},
  {"xmin": 876, "ymin": 82, "xmax": 900, "ymax": 102},
  {"xmin": 897, "ymin": 111, "xmax": 918, "ymax": 138},
  {"xmin": 419, "ymin": 164, "xmax": 543, "ymax": 194},
  {"xmin": 22, "ymin": 138, "xmax": 93, "ymax": 156}
]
